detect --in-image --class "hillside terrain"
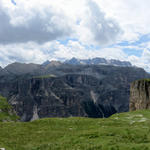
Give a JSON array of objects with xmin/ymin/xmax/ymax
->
[
  {"xmin": 0, "ymin": 59, "xmax": 149, "ymax": 121},
  {"xmin": 0, "ymin": 110, "xmax": 150, "ymax": 150},
  {"xmin": 0, "ymin": 96, "xmax": 18, "ymax": 122}
]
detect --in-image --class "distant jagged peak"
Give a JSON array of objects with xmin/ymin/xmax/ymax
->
[
  {"xmin": 65, "ymin": 57, "xmax": 81, "ymax": 65},
  {"xmin": 42, "ymin": 60, "xmax": 51, "ymax": 66},
  {"xmin": 109, "ymin": 59, "xmax": 132, "ymax": 66},
  {"xmin": 43, "ymin": 60, "xmax": 62, "ymax": 68},
  {"xmin": 49, "ymin": 60, "xmax": 62, "ymax": 66},
  {"xmin": 5, "ymin": 62, "xmax": 39, "ymax": 67},
  {"xmin": 4, "ymin": 62, "xmax": 40, "ymax": 75},
  {"xmin": 69, "ymin": 57, "xmax": 79, "ymax": 62},
  {"xmin": 42, "ymin": 57, "xmax": 132, "ymax": 67},
  {"xmin": 64, "ymin": 57, "xmax": 132, "ymax": 67}
]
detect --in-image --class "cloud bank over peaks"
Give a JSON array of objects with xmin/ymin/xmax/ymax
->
[
  {"xmin": 1, "ymin": 0, "xmax": 150, "ymax": 72},
  {"xmin": 0, "ymin": 0, "xmax": 122, "ymax": 46},
  {"xmin": 0, "ymin": 0, "xmax": 74, "ymax": 44}
]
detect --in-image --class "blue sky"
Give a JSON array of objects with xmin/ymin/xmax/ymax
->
[
  {"xmin": 11, "ymin": 0, "xmax": 16, "ymax": 5},
  {"xmin": 0, "ymin": 0, "xmax": 150, "ymax": 72}
]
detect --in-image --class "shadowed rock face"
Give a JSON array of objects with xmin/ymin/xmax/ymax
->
[
  {"xmin": 0, "ymin": 63, "xmax": 149, "ymax": 121},
  {"xmin": 4, "ymin": 62, "xmax": 41, "ymax": 75},
  {"xmin": 4, "ymin": 75, "xmax": 117, "ymax": 121},
  {"xmin": 130, "ymin": 79, "xmax": 150, "ymax": 111}
]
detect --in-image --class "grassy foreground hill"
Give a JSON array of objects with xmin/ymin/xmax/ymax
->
[{"xmin": 1, "ymin": 110, "xmax": 150, "ymax": 150}]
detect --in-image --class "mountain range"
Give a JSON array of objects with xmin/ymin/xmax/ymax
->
[
  {"xmin": 0, "ymin": 57, "xmax": 132, "ymax": 76},
  {"xmin": 42, "ymin": 57, "xmax": 132, "ymax": 67},
  {"xmin": 0, "ymin": 57, "xmax": 149, "ymax": 121}
]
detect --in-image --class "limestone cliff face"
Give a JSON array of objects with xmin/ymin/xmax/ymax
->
[
  {"xmin": 6, "ymin": 75, "xmax": 117, "ymax": 121},
  {"xmin": 130, "ymin": 79, "xmax": 150, "ymax": 111},
  {"xmin": 0, "ymin": 64, "xmax": 149, "ymax": 121}
]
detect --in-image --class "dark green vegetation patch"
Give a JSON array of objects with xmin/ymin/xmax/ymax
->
[
  {"xmin": 134, "ymin": 78, "xmax": 150, "ymax": 82},
  {"xmin": 33, "ymin": 74, "xmax": 56, "ymax": 79},
  {"xmin": 1, "ymin": 110, "xmax": 150, "ymax": 150},
  {"xmin": 0, "ymin": 96, "xmax": 19, "ymax": 122}
]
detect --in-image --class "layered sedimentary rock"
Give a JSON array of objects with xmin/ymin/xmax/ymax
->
[
  {"xmin": 0, "ymin": 63, "xmax": 149, "ymax": 121},
  {"xmin": 4, "ymin": 75, "xmax": 117, "ymax": 121},
  {"xmin": 130, "ymin": 79, "xmax": 150, "ymax": 111}
]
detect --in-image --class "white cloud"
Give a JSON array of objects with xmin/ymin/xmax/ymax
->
[
  {"xmin": 1, "ymin": 0, "xmax": 150, "ymax": 72},
  {"xmin": 0, "ymin": 0, "xmax": 122, "ymax": 46},
  {"xmin": 95, "ymin": 0, "xmax": 150, "ymax": 42},
  {"xmin": 0, "ymin": 40, "xmax": 128, "ymax": 67},
  {"xmin": 0, "ymin": 0, "xmax": 74, "ymax": 44},
  {"xmin": 53, "ymin": 40, "xmax": 127, "ymax": 60},
  {"xmin": 128, "ymin": 49, "xmax": 150, "ymax": 72},
  {"xmin": 117, "ymin": 45, "xmax": 143, "ymax": 51},
  {"xmin": 76, "ymin": 0, "xmax": 122, "ymax": 46},
  {"xmin": 0, "ymin": 42, "xmax": 50, "ymax": 67}
]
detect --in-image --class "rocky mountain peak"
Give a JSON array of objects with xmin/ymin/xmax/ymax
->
[
  {"xmin": 0, "ymin": 63, "xmax": 149, "ymax": 121},
  {"xmin": 64, "ymin": 57, "xmax": 132, "ymax": 67},
  {"xmin": 42, "ymin": 60, "xmax": 51, "ymax": 66},
  {"xmin": 65, "ymin": 57, "xmax": 81, "ymax": 65},
  {"xmin": 4, "ymin": 62, "xmax": 40, "ymax": 75},
  {"xmin": 44, "ymin": 60, "xmax": 62, "ymax": 68}
]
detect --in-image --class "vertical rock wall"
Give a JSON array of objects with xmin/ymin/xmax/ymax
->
[{"xmin": 130, "ymin": 79, "xmax": 150, "ymax": 111}]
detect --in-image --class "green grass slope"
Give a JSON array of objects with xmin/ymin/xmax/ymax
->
[
  {"xmin": 0, "ymin": 96, "xmax": 19, "ymax": 122},
  {"xmin": 1, "ymin": 110, "xmax": 150, "ymax": 150}
]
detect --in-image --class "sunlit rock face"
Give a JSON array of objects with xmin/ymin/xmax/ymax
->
[{"xmin": 130, "ymin": 79, "xmax": 150, "ymax": 111}]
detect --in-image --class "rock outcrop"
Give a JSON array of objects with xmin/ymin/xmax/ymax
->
[
  {"xmin": 3, "ymin": 75, "xmax": 117, "ymax": 121},
  {"xmin": 0, "ymin": 63, "xmax": 150, "ymax": 121},
  {"xmin": 130, "ymin": 79, "xmax": 150, "ymax": 111}
]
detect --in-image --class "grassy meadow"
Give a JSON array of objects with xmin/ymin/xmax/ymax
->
[{"xmin": 1, "ymin": 110, "xmax": 150, "ymax": 150}]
